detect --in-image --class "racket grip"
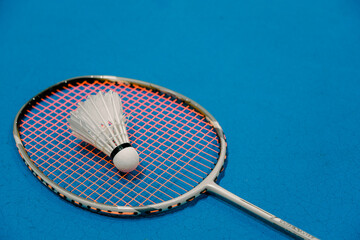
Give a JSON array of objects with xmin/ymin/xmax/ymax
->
[{"xmin": 206, "ymin": 182, "xmax": 319, "ymax": 240}]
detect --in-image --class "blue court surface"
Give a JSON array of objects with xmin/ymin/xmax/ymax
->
[{"xmin": 1, "ymin": 1, "xmax": 360, "ymax": 239}]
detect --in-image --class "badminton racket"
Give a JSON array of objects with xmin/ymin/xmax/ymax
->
[{"xmin": 13, "ymin": 75, "xmax": 318, "ymax": 239}]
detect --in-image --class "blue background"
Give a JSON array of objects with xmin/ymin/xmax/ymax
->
[{"xmin": 1, "ymin": 0, "xmax": 360, "ymax": 239}]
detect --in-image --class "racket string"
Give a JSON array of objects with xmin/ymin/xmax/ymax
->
[
  {"xmin": 126, "ymin": 87, "xmax": 219, "ymax": 167},
  {"xmin": 19, "ymin": 80, "xmax": 221, "ymax": 206}
]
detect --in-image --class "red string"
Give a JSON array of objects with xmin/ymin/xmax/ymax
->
[{"xmin": 19, "ymin": 80, "xmax": 220, "ymax": 206}]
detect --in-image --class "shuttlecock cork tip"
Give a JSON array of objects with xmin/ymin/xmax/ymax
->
[{"xmin": 112, "ymin": 145, "xmax": 139, "ymax": 172}]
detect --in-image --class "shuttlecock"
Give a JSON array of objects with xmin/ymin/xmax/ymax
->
[{"xmin": 67, "ymin": 90, "xmax": 139, "ymax": 172}]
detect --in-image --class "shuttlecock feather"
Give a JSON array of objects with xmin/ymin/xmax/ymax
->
[{"xmin": 67, "ymin": 90, "xmax": 139, "ymax": 172}]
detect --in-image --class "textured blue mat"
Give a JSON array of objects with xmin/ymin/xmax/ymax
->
[{"xmin": 1, "ymin": 1, "xmax": 360, "ymax": 239}]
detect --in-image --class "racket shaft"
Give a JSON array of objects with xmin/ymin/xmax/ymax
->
[{"xmin": 206, "ymin": 182, "xmax": 319, "ymax": 240}]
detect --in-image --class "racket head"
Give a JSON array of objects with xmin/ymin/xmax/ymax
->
[{"xmin": 13, "ymin": 75, "xmax": 227, "ymax": 216}]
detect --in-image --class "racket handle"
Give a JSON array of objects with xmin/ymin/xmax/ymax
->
[{"xmin": 206, "ymin": 182, "xmax": 319, "ymax": 240}]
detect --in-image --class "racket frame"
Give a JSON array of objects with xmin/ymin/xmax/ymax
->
[{"xmin": 13, "ymin": 75, "xmax": 318, "ymax": 239}]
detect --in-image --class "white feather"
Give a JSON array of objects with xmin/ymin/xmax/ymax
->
[{"xmin": 67, "ymin": 90, "xmax": 139, "ymax": 172}]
